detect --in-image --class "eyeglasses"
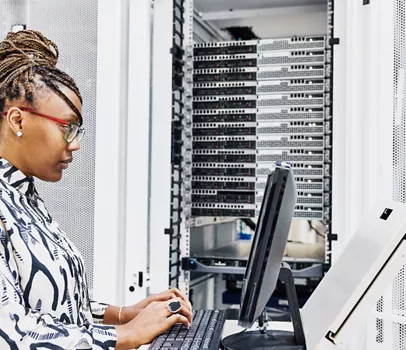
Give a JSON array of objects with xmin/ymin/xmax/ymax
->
[{"xmin": 2, "ymin": 107, "xmax": 85, "ymax": 143}]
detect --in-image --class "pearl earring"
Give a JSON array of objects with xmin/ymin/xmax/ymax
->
[{"xmin": 16, "ymin": 131, "xmax": 22, "ymax": 137}]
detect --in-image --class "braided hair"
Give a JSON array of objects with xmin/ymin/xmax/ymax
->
[{"xmin": 0, "ymin": 30, "xmax": 83, "ymax": 125}]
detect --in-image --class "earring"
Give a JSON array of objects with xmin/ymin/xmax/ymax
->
[{"xmin": 16, "ymin": 131, "xmax": 22, "ymax": 137}]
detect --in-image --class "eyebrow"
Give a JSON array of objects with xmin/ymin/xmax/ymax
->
[{"xmin": 63, "ymin": 113, "xmax": 80, "ymax": 124}]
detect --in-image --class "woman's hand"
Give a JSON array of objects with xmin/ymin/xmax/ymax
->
[
  {"xmin": 115, "ymin": 298, "xmax": 193, "ymax": 349},
  {"xmin": 121, "ymin": 288, "xmax": 192, "ymax": 324}
]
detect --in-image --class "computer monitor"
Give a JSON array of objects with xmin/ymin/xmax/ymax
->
[
  {"xmin": 222, "ymin": 162, "xmax": 304, "ymax": 350},
  {"xmin": 239, "ymin": 161, "xmax": 297, "ymax": 328}
]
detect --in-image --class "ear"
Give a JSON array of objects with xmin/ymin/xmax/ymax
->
[{"xmin": 5, "ymin": 107, "xmax": 24, "ymax": 135}]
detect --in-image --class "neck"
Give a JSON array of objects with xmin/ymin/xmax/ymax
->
[{"xmin": 0, "ymin": 141, "xmax": 33, "ymax": 178}]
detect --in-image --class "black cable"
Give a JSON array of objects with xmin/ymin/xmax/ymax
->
[
  {"xmin": 241, "ymin": 218, "xmax": 256, "ymax": 231},
  {"xmin": 287, "ymin": 239, "xmax": 305, "ymax": 244},
  {"xmin": 308, "ymin": 220, "xmax": 326, "ymax": 238}
]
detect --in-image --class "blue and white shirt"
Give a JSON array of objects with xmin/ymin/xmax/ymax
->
[{"xmin": 0, "ymin": 158, "xmax": 117, "ymax": 349}]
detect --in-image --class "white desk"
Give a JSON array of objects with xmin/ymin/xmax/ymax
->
[{"xmin": 139, "ymin": 320, "xmax": 293, "ymax": 349}]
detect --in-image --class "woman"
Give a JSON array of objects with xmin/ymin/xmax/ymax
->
[{"xmin": 0, "ymin": 30, "xmax": 192, "ymax": 349}]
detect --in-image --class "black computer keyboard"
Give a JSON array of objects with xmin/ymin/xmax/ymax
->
[{"xmin": 148, "ymin": 309, "xmax": 226, "ymax": 350}]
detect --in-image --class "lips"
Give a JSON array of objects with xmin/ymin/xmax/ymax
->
[
  {"xmin": 58, "ymin": 158, "xmax": 73, "ymax": 170},
  {"xmin": 60, "ymin": 158, "xmax": 73, "ymax": 164}
]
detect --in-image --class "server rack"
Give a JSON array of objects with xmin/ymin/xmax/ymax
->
[{"xmin": 169, "ymin": 0, "xmax": 337, "ymax": 297}]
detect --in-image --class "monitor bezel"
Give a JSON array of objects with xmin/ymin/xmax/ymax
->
[{"xmin": 239, "ymin": 165, "xmax": 293, "ymax": 326}]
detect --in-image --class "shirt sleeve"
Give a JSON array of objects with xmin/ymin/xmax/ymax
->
[
  {"xmin": 0, "ymin": 238, "xmax": 118, "ymax": 349},
  {"xmin": 90, "ymin": 300, "xmax": 110, "ymax": 324}
]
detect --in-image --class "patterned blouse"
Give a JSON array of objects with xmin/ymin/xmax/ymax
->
[{"xmin": 0, "ymin": 158, "xmax": 117, "ymax": 349}]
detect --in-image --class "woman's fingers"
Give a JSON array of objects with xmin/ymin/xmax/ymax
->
[
  {"xmin": 153, "ymin": 288, "xmax": 192, "ymax": 310},
  {"xmin": 169, "ymin": 288, "xmax": 192, "ymax": 309},
  {"xmin": 166, "ymin": 313, "xmax": 190, "ymax": 329},
  {"xmin": 166, "ymin": 298, "xmax": 193, "ymax": 323},
  {"xmin": 122, "ymin": 299, "xmax": 194, "ymax": 348}
]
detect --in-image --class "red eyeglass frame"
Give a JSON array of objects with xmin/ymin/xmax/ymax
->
[{"xmin": 2, "ymin": 107, "xmax": 78, "ymax": 127}]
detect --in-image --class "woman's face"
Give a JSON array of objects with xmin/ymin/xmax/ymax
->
[{"xmin": 6, "ymin": 84, "xmax": 83, "ymax": 182}]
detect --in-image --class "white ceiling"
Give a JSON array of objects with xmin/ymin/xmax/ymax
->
[
  {"xmin": 193, "ymin": 0, "xmax": 327, "ymax": 40},
  {"xmin": 195, "ymin": 0, "xmax": 327, "ymax": 13}
]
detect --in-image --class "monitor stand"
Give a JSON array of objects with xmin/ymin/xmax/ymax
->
[{"xmin": 221, "ymin": 262, "xmax": 306, "ymax": 350}]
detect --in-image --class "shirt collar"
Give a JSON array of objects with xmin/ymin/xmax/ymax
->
[{"xmin": 0, "ymin": 157, "xmax": 36, "ymax": 197}]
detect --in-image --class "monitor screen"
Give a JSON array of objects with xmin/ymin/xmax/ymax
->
[{"xmin": 238, "ymin": 162, "xmax": 297, "ymax": 328}]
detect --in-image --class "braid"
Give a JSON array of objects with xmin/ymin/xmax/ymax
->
[{"xmin": 0, "ymin": 30, "xmax": 83, "ymax": 125}]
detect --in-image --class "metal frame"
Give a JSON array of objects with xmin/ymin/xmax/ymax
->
[
  {"xmin": 303, "ymin": 225, "xmax": 406, "ymax": 350},
  {"xmin": 178, "ymin": 0, "xmax": 194, "ymax": 293},
  {"xmin": 167, "ymin": 0, "xmax": 186, "ymax": 290},
  {"xmin": 183, "ymin": 259, "xmax": 323, "ymax": 278},
  {"xmin": 331, "ymin": 0, "xmax": 394, "ymax": 262},
  {"xmin": 149, "ymin": 0, "xmax": 173, "ymax": 294},
  {"xmin": 123, "ymin": 0, "xmax": 153, "ymax": 304},
  {"xmin": 329, "ymin": 0, "xmax": 395, "ymax": 348},
  {"xmin": 198, "ymin": 5, "xmax": 328, "ymax": 21},
  {"xmin": 94, "ymin": 0, "xmax": 152, "ymax": 305},
  {"xmin": 324, "ymin": 0, "xmax": 335, "ymax": 265},
  {"xmin": 95, "ymin": 0, "xmax": 194, "ymax": 301},
  {"xmin": 330, "ymin": 0, "xmax": 346, "ymax": 265},
  {"xmin": 370, "ymin": 1, "xmax": 404, "ymax": 349},
  {"xmin": 93, "ymin": 0, "xmax": 130, "ymax": 306}
]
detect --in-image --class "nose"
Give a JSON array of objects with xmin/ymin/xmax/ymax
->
[{"xmin": 67, "ymin": 136, "xmax": 81, "ymax": 152}]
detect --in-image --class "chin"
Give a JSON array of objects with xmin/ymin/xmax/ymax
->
[
  {"xmin": 39, "ymin": 171, "xmax": 63, "ymax": 182},
  {"xmin": 50, "ymin": 172, "xmax": 63, "ymax": 182}
]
